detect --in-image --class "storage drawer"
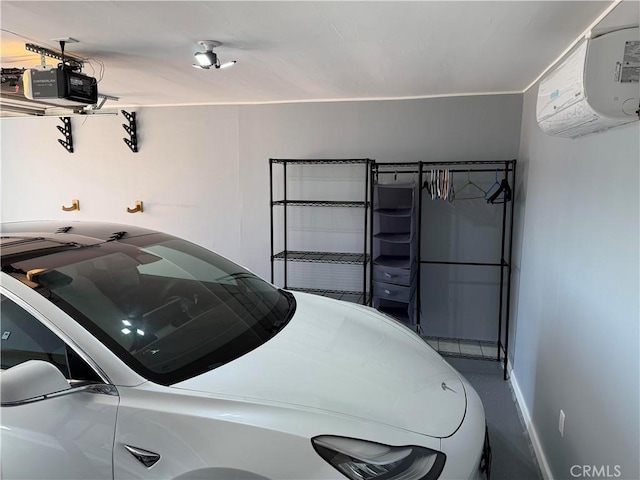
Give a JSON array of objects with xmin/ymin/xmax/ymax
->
[
  {"xmin": 373, "ymin": 281, "xmax": 410, "ymax": 303},
  {"xmin": 373, "ymin": 266, "xmax": 411, "ymax": 286}
]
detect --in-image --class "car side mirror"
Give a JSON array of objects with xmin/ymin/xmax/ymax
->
[{"xmin": 0, "ymin": 360, "xmax": 70, "ymax": 405}]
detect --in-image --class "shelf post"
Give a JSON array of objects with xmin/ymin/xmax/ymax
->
[
  {"xmin": 503, "ymin": 159, "xmax": 517, "ymax": 380},
  {"xmin": 270, "ymin": 159, "xmax": 275, "ymax": 283},
  {"xmin": 283, "ymin": 161, "xmax": 288, "ymax": 289},
  {"xmin": 363, "ymin": 160, "xmax": 370, "ymax": 305},
  {"xmin": 417, "ymin": 161, "xmax": 423, "ymax": 332}
]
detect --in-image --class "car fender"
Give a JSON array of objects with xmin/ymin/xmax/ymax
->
[{"xmin": 113, "ymin": 383, "xmax": 444, "ymax": 479}]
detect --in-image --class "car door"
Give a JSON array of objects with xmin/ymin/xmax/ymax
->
[{"xmin": 0, "ymin": 293, "xmax": 119, "ymax": 480}]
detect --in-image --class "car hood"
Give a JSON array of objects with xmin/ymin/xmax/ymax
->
[{"xmin": 173, "ymin": 292, "xmax": 466, "ymax": 438}]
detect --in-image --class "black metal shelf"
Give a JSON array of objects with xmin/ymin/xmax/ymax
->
[
  {"xmin": 272, "ymin": 200, "xmax": 368, "ymax": 208},
  {"xmin": 376, "ymin": 160, "xmax": 515, "ymax": 168},
  {"xmin": 422, "ymin": 336, "xmax": 505, "ymax": 362},
  {"xmin": 274, "ymin": 250, "xmax": 369, "ymax": 265},
  {"xmin": 421, "ymin": 259, "xmax": 508, "ymax": 267},
  {"xmin": 271, "ymin": 158, "xmax": 371, "ymax": 165},
  {"xmin": 288, "ymin": 288, "xmax": 369, "ymax": 304},
  {"xmin": 270, "ymin": 159, "xmax": 372, "ymax": 306}
]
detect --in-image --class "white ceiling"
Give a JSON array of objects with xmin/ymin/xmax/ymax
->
[{"xmin": 0, "ymin": 1, "xmax": 635, "ymax": 109}]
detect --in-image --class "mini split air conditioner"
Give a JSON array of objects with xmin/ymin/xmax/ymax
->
[
  {"xmin": 537, "ymin": 27, "xmax": 639, "ymax": 138},
  {"xmin": 22, "ymin": 68, "xmax": 98, "ymax": 106}
]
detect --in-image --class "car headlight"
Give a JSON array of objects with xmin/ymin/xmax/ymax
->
[{"xmin": 312, "ymin": 435, "xmax": 446, "ymax": 480}]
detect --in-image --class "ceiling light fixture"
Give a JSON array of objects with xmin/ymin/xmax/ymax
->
[{"xmin": 193, "ymin": 40, "xmax": 236, "ymax": 70}]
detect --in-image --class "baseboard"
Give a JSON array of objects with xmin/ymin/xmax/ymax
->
[{"xmin": 508, "ymin": 361, "xmax": 554, "ymax": 480}]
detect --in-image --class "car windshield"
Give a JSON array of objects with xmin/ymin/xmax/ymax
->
[{"xmin": 3, "ymin": 233, "xmax": 295, "ymax": 385}]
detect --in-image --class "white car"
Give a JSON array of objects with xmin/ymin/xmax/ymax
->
[{"xmin": 0, "ymin": 221, "xmax": 491, "ymax": 480}]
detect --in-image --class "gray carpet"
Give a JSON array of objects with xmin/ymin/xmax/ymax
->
[{"xmin": 446, "ymin": 357, "xmax": 543, "ymax": 480}]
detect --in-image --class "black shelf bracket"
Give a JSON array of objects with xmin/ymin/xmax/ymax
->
[
  {"xmin": 57, "ymin": 117, "xmax": 74, "ymax": 153},
  {"xmin": 121, "ymin": 110, "xmax": 138, "ymax": 152}
]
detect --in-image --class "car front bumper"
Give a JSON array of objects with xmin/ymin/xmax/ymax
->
[{"xmin": 480, "ymin": 425, "xmax": 492, "ymax": 479}]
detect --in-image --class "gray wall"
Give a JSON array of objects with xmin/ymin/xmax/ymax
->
[
  {"xmin": 237, "ymin": 96, "xmax": 523, "ymax": 309},
  {"xmin": 513, "ymin": 86, "xmax": 639, "ymax": 478}
]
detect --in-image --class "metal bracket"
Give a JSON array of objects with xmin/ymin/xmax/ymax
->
[
  {"xmin": 121, "ymin": 110, "xmax": 138, "ymax": 152},
  {"xmin": 57, "ymin": 117, "xmax": 74, "ymax": 153},
  {"xmin": 92, "ymin": 93, "xmax": 119, "ymax": 110},
  {"xmin": 25, "ymin": 43, "xmax": 83, "ymax": 70}
]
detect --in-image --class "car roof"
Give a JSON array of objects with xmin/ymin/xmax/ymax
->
[{"xmin": 0, "ymin": 221, "xmax": 159, "ymax": 265}]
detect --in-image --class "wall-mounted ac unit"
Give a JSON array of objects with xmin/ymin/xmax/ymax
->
[{"xmin": 537, "ymin": 27, "xmax": 639, "ymax": 138}]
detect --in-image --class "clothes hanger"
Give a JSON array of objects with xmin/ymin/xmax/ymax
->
[
  {"xmin": 422, "ymin": 169, "xmax": 454, "ymax": 201},
  {"xmin": 423, "ymin": 170, "xmax": 438, "ymax": 200},
  {"xmin": 448, "ymin": 179, "xmax": 456, "ymax": 203},
  {"xmin": 441, "ymin": 169, "xmax": 451, "ymax": 200},
  {"xmin": 487, "ymin": 177, "xmax": 512, "ymax": 204},
  {"xmin": 484, "ymin": 169, "xmax": 501, "ymax": 201},
  {"xmin": 422, "ymin": 171, "xmax": 431, "ymax": 197},
  {"xmin": 452, "ymin": 170, "xmax": 486, "ymax": 200}
]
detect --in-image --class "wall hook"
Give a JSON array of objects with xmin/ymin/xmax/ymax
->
[
  {"xmin": 121, "ymin": 110, "xmax": 138, "ymax": 152},
  {"xmin": 61, "ymin": 199, "xmax": 80, "ymax": 212},
  {"xmin": 126, "ymin": 200, "xmax": 143, "ymax": 213},
  {"xmin": 57, "ymin": 117, "xmax": 74, "ymax": 153}
]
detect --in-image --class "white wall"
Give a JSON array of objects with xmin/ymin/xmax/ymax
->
[
  {"xmin": 0, "ymin": 106, "xmax": 242, "ymax": 259},
  {"xmin": 513, "ymin": 86, "xmax": 639, "ymax": 479}
]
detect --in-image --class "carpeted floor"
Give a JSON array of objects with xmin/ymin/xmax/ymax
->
[{"xmin": 446, "ymin": 357, "xmax": 543, "ymax": 480}]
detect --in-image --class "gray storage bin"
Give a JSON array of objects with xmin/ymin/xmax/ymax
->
[
  {"xmin": 373, "ymin": 281, "xmax": 410, "ymax": 303},
  {"xmin": 373, "ymin": 265, "xmax": 411, "ymax": 286}
]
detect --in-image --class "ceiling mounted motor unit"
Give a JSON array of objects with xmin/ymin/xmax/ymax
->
[
  {"xmin": 536, "ymin": 26, "xmax": 639, "ymax": 138},
  {"xmin": 22, "ymin": 68, "xmax": 98, "ymax": 106}
]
